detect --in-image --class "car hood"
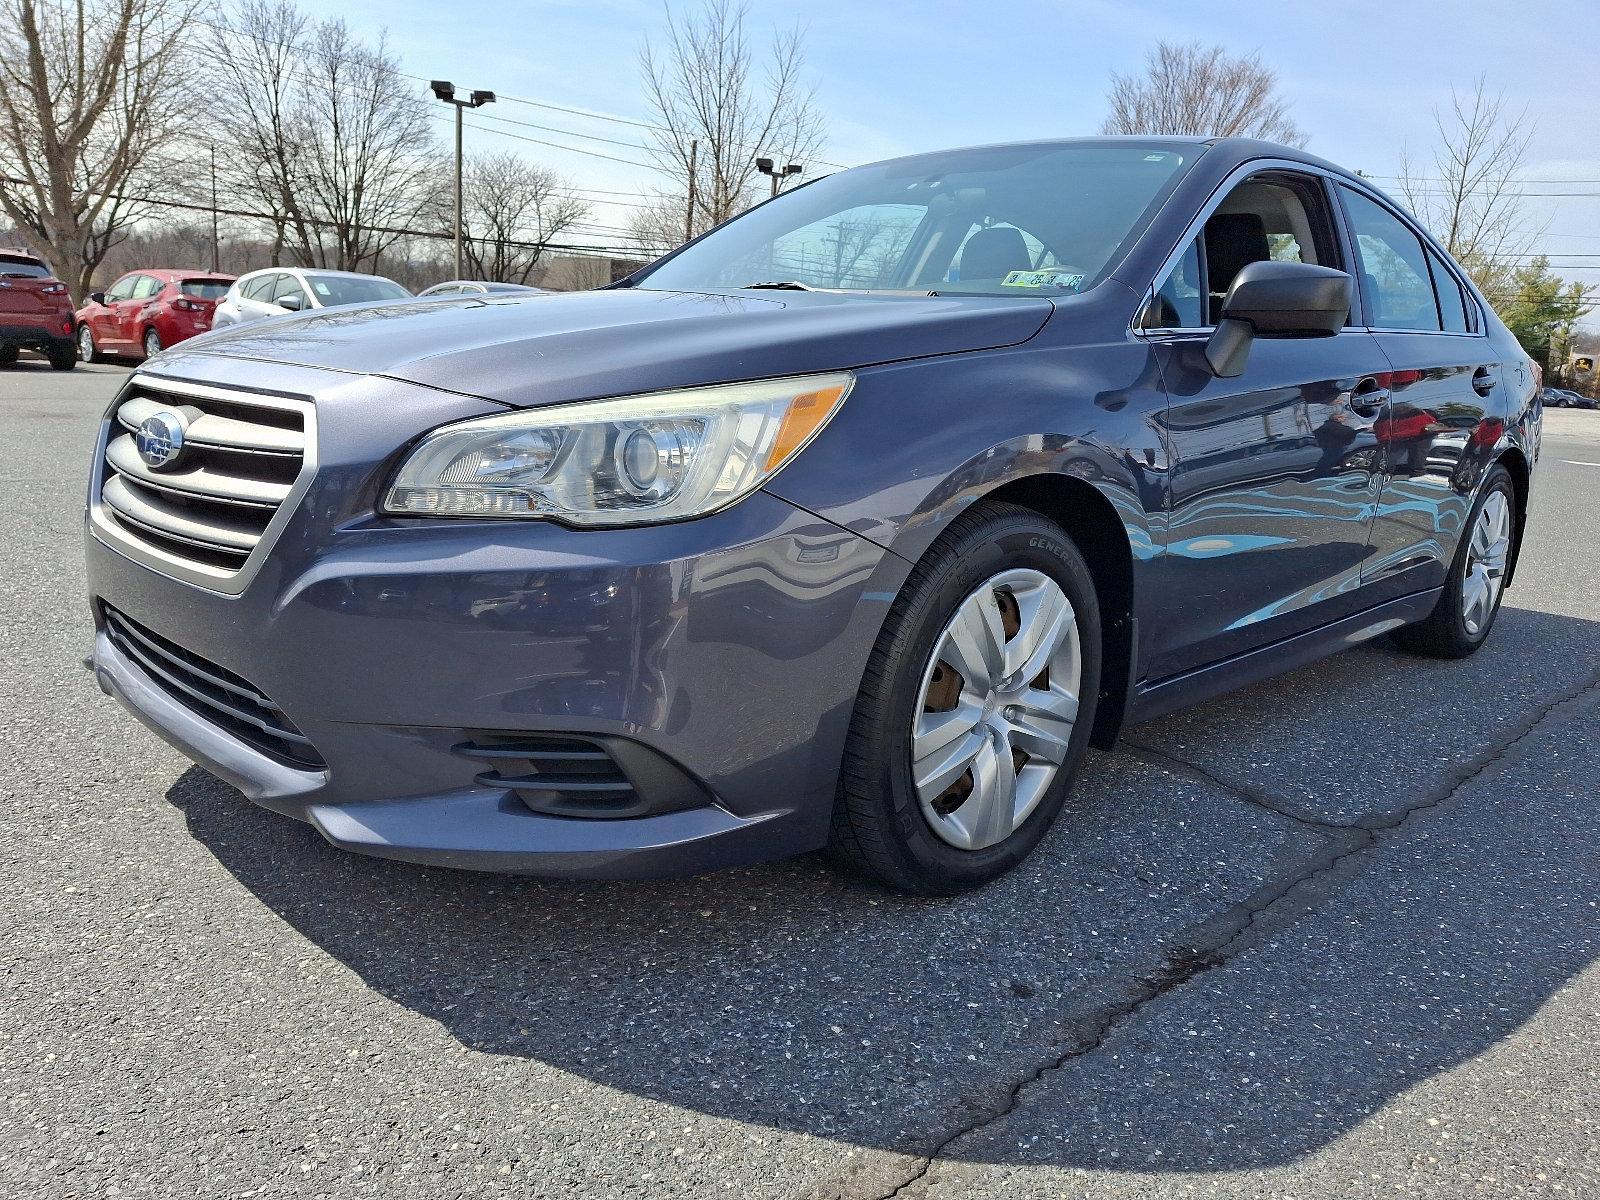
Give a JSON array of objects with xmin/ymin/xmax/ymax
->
[{"xmin": 178, "ymin": 287, "xmax": 1053, "ymax": 408}]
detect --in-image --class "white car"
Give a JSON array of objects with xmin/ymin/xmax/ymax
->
[{"xmin": 211, "ymin": 268, "xmax": 411, "ymax": 330}]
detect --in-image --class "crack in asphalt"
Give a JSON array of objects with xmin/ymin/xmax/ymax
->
[{"xmin": 858, "ymin": 666, "xmax": 1600, "ymax": 1200}]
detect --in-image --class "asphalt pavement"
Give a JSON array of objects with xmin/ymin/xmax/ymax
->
[{"xmin": 1, "ymin": 358, "xmax": 1596, "ymax": 1199}]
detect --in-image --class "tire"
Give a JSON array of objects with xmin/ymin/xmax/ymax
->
[
  {"xmin": 830, "ymin": 501, "xmax": 1102, "ymax": 895},
  {"xmin": 0, "ymin": 345, "xmax": 17, "ymax": 367},
  {"xmin": 77, "ymin": 325, "xmax": 100, "ymax": 364},
  {"xmin": 1390, "ymin": 464, "xmax": 1515, "ymax": 659},
  {"xmin": 142, "ymin": 328, "xmax": 162, "ymax": 358},
  {"xmin": 46, "ymin": 342, "xmax": 77, "ymax": 371}
]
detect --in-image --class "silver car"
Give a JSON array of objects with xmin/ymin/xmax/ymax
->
[
  {"xmin": 418, "ymin": 280, "xmax": 546, "ymax": 297},
  {"xmin": 211, "ymin": 268, "xmax": 411, "ymax": 330}
]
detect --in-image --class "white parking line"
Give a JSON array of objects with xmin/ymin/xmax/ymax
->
[{"xmin": 1560, "ymin": 459, "xmax": 1600, "ymax": 467}]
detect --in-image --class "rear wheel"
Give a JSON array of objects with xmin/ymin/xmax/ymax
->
[
  {"xmin": 46, "ymin": 342, "xmax": 77, "ymax": 371},
  {"xmin": 0, "ymin": 345, "xmax": 17, "ymax": 367},
  {"xmin": 142, "ymin": 328, "xmax": 162, "ymax": 358},
  {"xmin": 1391, "ymin": 464, "xmax": 1515, "ymax": 658},
  {"xmin": 77, "ymin": 325, "xmax": 100, "ymax": 364},
  {"xmin": 830, "ymin": 501, "xmax": 1102, "ymax": 895}
]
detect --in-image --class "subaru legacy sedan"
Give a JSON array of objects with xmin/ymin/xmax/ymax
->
[{"xmin": 86, "ymin": 138, "xmax": 1537, "ymax": 894}]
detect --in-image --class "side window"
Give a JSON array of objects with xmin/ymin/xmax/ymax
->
[
  {"xmin": 1340, "ymin": 188, "xmax": 1439, "ymax": 331},
  {"xmin": 129, "ymin": 275, "xmax": 161, "ymax": 300},
  {"xmin": 1147, "ymin": 239, "xmax": 1204, "ymax": 328},
  {"xmin": 1146, "ymin": 172, "xmax": 1340, "ymax": 329},
  {"xmin": 104, "ymin": 275, "xmax": 138, "ymax": 302},
  {"xmin": 1425, "ymin": 247, "xmax": 1471, "ymax": 334},
  {"xmin": 272, "ymin": 277, "xmax": 310, "ymax": 306},
  {"xmin": 243, "ymin": 273, "xmax": 279, "ymax": 302}
]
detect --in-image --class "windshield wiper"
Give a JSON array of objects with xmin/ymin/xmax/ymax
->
[{"xmin": 739, "ymin": 280, "xmax": 818, "ymax": 291}]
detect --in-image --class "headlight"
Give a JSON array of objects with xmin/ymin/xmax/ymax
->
[{"xmin": 383, "ymin": 372, "xmax": 853, "ymax": 526}]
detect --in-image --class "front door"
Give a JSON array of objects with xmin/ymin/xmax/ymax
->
[{"xmin": 1142, "ymin": 171, "xmax": 1389, "ymax": 679}]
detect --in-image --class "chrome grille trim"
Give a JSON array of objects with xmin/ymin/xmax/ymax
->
[{"xmin": 88, "ymin": 373, "xmax": 317, "ymax": 595}]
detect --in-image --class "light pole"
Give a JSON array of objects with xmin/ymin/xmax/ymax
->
[
  {"xmin": 430, "ymin": 80, "xmax": 496, "ymax": 280},
  {"xmin": 755, "ymin": 156, "xmax": 803, "ymax": 198}
]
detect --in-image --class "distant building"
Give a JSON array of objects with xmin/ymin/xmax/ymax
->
[{"xmin": 534, "ymin": 255, "xmax": 652, "ymax": 292}]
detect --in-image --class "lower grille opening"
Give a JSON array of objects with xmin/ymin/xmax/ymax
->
[
  {"xmin": 455, "ymin": 732, "xmax": 710, "ymax": 820},
  {"xmin": 101, "ymin": 604, "xmax": 325, "ymax": 771}
]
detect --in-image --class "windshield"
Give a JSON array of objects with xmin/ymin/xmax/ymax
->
[
  {"xmin": 305, "ymin": 274, "xmax": 411, "ymax": 306},
  {"xmin": 638, "ymin": 142, "xmax": 1195, "ymax": 297},
  {"xmin": 180, "ymin": 279, "xmax": 231, "ymax": 300}
]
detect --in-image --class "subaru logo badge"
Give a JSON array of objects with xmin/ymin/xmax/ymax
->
[{"xmin": 134, "ymin": 410, "xmax": 187, "ymax": 471}]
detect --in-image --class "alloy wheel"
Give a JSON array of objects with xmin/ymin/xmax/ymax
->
[
  {"xmin": 78, "ymin": 327, "xmax": 94, "ymax": 362},
  {"xmin": 1463, "ymin": 490, "xmax": 1511, "ymax": 636},
  {"xmin": 143, "ymin": 330, "xmax": 161, "ymax": 357},
  {"xmin": 911, "ymin": 568, "xmax": 1082, "ymax": 851}
]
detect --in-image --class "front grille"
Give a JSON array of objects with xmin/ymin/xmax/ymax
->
[
  {"xmin": 455, "ymin": 732, "xmax": 710, "ymax": 820},
  {"xmin": 97, "ymin": 378, "xmax": 310, "ymax": 578},
  {"xmin": 102, "ymin": 604, "xmax": 325, "ymax": 770}
]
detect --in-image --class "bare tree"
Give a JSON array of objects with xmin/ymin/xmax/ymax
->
[
  {"xmin": 1399, "ymin": 78, "xmax": 1536, "ymax": 307},
  {"xmin": 627, "ymin": 193, "xmax": 703, "ymax": 257},
  {"xmin": 639, "ymin": 0, "xmax": 825, "ymax": 246},
  {"xmin": 207, "ymin": 2, "xmax": 434, "ymax": 272},
  {"xmin": 0, "ymin": 0, "xmax": 199, "ymax": 302},
  {"xmin": 438, "ymin": 151, "xmax": 589, "ymax": 283},
  {"xmin": 1102, "ymin": 41, "xmax": 1304, "ymax": 146}
]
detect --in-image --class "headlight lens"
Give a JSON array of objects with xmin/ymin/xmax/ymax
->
[{"xmin": 383, "ymin": 372, "xmax": 853, "ymax": 526}]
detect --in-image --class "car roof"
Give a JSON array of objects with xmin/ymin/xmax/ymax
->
[
  {"xmin": 856, "ymin": 135, "xmax": 1357, "ymax": 187},
  {"xmin": 117, "ymin": 268, "xmax": 235, "ymax": 281}
]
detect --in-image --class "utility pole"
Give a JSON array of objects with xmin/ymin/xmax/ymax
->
[
  {"xmin": 430, "ymin": 81, "xmax": 496, "ymax": 280},
  {"xmin": 209, "ymin": 145, "xmax": 220, "ymax": 274},
  {"xmin": 684, "ymin": 139, "xmax": 699, "ymax": 244},
  {"xmin": 755, "ymin": 157, "xmax": 803, "ymax": 198}
]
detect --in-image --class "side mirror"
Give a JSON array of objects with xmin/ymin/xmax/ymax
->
[
  {"xmin": 1205, "ymin": 260, "xmax": 1353, "ymax": 378},
  {"xmin": 276, "ymin": 295, "xmax": 304, "ymax": 312},
  {"xmin": 88, "ymin": 291, "xmax": 106, "ymax": 305}
]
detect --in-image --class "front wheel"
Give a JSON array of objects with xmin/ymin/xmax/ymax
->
[
  {"xmin": 830, "ymin": 501, "xmax": 1102, "ymax": 895},
  {"xmin": 1391, "ymin": 464, "xmax": 1515, "ymax": 658},
  {"xmin": 77, "ymin": 325, "xmax": 100, "ymax": 364}
]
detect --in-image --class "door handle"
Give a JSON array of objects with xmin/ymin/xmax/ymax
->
[
  {"xmin": 1472, "ymin": 366, "xmax": 1497, "ymax": 397},
  {"xmin": 1349, "ymin": 380, "xmax": 1390, "ymax": 417}
]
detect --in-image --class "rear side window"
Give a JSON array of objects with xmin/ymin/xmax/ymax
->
[
  {"xmin": 1425, "ymin": 248, "xmax": 1472, "ymax": 333},
  {"xmin": 242, "ymin": 274, "xmax": 279, "ymax": 301},
  {"xmin": 1340, "ymin": 187, "xmax": 1439, "ymax": 331}
]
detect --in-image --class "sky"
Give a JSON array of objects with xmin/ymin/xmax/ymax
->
[{"xmin": 325, "ymin": 0, "xmax": 1600, "ymax": 306}]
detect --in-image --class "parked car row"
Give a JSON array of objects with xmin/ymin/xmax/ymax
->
[
  {"xmin": 1541, "ymin": 385, "xmax": 1597, "ymax": 410},
  {"xmin": 2, "ymin": 254, "xmax": 549, "ymax": 370}
]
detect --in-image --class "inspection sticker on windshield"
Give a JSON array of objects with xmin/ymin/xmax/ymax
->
[{"xmin": 1001, "ymin": 269, "xmax": 1085, "ymax": 291}]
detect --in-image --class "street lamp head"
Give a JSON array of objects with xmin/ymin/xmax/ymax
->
[
  {"xmin": 754, "ymin": 157, "xmax": 775, "ymax": 175},
  {"xmin": 429, "ymin": 79, "xmax": 456, "ymax": 102},
  {"xmin": 784, "ymin": 163, "xmax": 804, "ymax": 178},
  {"xmin": 470, "ymin": 90, "xmax": 496, "ymax": 107}
]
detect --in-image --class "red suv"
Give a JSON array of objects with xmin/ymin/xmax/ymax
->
[
  {"xmin": 75, "ymin": 269, "xmax": 235, "ymax": 362},
  {"xmin": 0, "ymin": 249, "xmax": 77, "ymax": 370}
]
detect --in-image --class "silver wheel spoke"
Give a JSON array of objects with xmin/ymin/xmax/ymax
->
[
  {"xmin": 913, "ymin": 701, "xmax": 983, "ymax": 763},
  {"xmin": 942, "ymin": 590, "xmax": 1006, "ymax": 693},
  {"xmin": 1005, "ymin": 584, "xmax": 1075, "ymax": 685},
  {"xmin": 913, "ymin": 727, "xmax": 986, "ymax": 800},
  {"xmin": 1005, "ymin": 687, "xmax": 1078, "ymax": 765},
  {"xmin": 963, "ymin": 732, "xmax": 1018, "ymax": 849}
]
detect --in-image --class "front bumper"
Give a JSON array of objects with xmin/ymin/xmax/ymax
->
[{"xmin": 86, "ymin": 365, "xmax": 907, "ymax": 875}]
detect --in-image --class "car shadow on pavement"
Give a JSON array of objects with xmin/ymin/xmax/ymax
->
[{"xmin": 163, "ymin": 603, "xmax": 1600, "ymax": 1172}]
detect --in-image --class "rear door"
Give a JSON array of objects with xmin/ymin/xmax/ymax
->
[
  {"xmin": 1143, "ymin": 167, "xmax": 1389, "ymax": 678},
  {"xmin": 112, "ymin": 274, "xmax": 159, "ymax": 347},
  {"xmin": 1334, "ymin": 184, "xmax": 1510, "ymax": 604}
]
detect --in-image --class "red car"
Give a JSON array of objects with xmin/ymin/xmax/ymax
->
[
  {"xmin": 0, "ymin": 249, "xmax": 77, "ymax": 370},
  {"xmin": 75, "ymin": 268, "xmax": 236, "ymax": 362}
]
